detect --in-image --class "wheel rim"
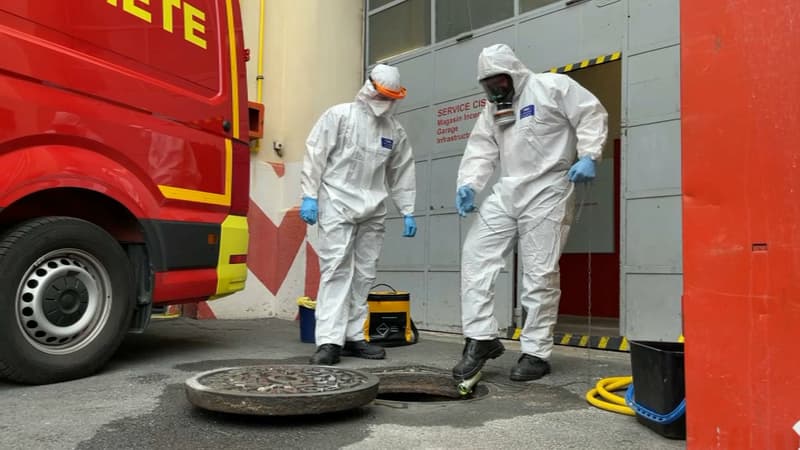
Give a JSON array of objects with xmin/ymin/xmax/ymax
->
[{"xmin": 15, "ymin": 249, "xmax": 113, "ymax": 355}]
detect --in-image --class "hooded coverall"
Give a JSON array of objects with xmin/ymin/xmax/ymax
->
[
  {"xmin": 300, "ymin": 65, "xmax": 416, "ymax": 347},
  {"xmin": 458, "ymin": 44, "xmax": 608, "ymax": 360}
]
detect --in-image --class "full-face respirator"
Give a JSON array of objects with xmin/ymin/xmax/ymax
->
[{"xmin": 480, "ymin": 73, "xmax": 515, "ymax": 128}]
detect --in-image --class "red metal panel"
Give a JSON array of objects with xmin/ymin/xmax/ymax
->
[
  {"xmin": 559, "ymin": 140, "xmax": 621, "ymax": 318},
  {"xmin": 153, "ymin": 269, "xmax": 218, "ymax": 303},
  {"xmin": 0, "ymin": 1, "xmax": 249, "ymax": 304},
  {"xmin": 559, "ymin": 254, "xmax": 619, "ymax": 317},
  {"xmin": 682, "ymin": 1, "xmax": 800, "ymax": 448},
  {"xmin": 0, "ymin": 0, "xmax": 239, "ymax": 204},
  {"xmin": 0, "ymin": 1, "xmax": 227, "ymax": 133}
]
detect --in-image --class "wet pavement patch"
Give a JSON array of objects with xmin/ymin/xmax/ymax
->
[
  {"xmin": 78, "ymin": 383, "xmax": 375, "ymax": 450},
  {"xmin": 78, "ymin": 360, "xmax": 589, "ymax": 449}
]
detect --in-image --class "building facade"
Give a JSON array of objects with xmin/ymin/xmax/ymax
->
[{"xmin": 213, "ymin": 0, "xmax": 682, "ymax": 343}]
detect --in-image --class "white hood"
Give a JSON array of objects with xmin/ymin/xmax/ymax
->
[
  {"xmin": 356, "ymin": 64, "xmax": 404, "ymax": 117},
  {"xmin": 476, "ymin": 44, "xmax": 532, "ymax": 98}
]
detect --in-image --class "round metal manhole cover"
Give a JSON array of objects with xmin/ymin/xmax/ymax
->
[{"xmin": 185, "ymin": 365, "xmax": 379, "ymax": 416}]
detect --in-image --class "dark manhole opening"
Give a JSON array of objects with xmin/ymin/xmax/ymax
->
[
  {"xmin": 368, "ymin": 366, "xmax": 491, "ymax": 403},
  {"xmin": 376, "ymin": 390, "xmax": 489, "ymax": 402}
]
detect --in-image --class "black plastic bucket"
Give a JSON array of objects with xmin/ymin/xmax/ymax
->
[{"xmin": 627, "ymin": 340, "xmax": 686, "ymax": 440}]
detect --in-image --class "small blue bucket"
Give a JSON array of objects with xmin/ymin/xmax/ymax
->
[{"xmin": 299, "ymin": 305, "xmax": 316, "ymax": 343}]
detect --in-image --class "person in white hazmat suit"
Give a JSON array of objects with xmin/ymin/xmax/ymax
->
[
  {"xmin": 300, "ymin": 64, "xmax": 417, "ymax": 365},
  {"xmin": 452, "ymin": 44, "xmax": 608, "ymax": 382}
]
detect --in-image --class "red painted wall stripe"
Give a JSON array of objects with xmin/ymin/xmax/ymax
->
[
  {"xmin": 247, "ymin": 200, "xmax": 307, "ymax": 295},
  {"xmin": 182, "ymin": 301, "xmax": 217, "ymax": 320},
  {"xmin": 268, "ymin": 161, "xmax": 285, "ymax": 178},
  {"xmin": 305, "ymin": 242, "xmax": 320, "ymax": 299}
]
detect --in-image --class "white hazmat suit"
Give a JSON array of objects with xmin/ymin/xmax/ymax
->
[
  {"xmin": 301, "ymin": 65, "xmax": 416, "ymax": 348},
  {"xmin": 458, "ymin": 44, "xmax": 608, "ymax": 361}
]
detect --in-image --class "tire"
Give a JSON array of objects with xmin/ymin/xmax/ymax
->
[{"xmin": 0, "ymin": 217, "xmax": 135, "ymax": 384}]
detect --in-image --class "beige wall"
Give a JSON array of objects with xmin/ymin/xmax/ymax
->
[
  {"xmin": 208, "ymin": 1, "xmax": 364, "ymax": 320},
  {"xmin": 241, "ymin": 0, "xmax": 365, "ymax": 164}
]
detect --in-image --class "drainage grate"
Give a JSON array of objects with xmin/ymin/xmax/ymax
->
[{"xmin": 367, "ymin": 366, "xmax": 490, "ymax": 403}]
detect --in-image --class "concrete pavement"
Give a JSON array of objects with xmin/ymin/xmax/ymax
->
[{"xmin": 0, "ymin": 318, "xmax": 685, "ymax": 449}]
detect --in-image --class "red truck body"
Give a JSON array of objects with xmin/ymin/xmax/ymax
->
[
  {"xmin": 0, "ymin": 0, "xmax": 251, "ymax": 384},
  {"xmin": 682, "ymin": 0, "xmax": 800, "ymax": 447}
]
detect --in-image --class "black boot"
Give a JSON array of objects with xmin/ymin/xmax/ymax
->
[
  {"xmin": 309, "ymin": 343, "xmax": 342, "ymax": 365},
  {"xmin": 452, "ymin": 338, "xmax": 505, "ymax": 380},
  {"xmin": 509, "ymin": 354, "xmax": 551, "ymax": 381},
  {"xmin": 342, "ymin": 340, "xmax": 386, "ymax": 359}
]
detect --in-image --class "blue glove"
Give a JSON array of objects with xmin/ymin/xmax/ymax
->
[
  {"xmin": 403, "ymin": 215, "xmax": 417, "ymax": 237},
  {"xmin": 568, "ymin": 156, "xmax": 596, "ymax": 183},
  {"xmin": 299, "ymin": 196, "xmax": 318, "ymax": 225},
  {"xmin": 455, "ymin": 185, "xmax": 475, "ymax": 217}
]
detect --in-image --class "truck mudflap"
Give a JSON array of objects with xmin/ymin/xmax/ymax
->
[{"xmin": 212, "ymin": 214, "xmax": 248, "ymax": 297}]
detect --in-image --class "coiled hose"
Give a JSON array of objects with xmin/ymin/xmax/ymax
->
[{"xmin": 585, "ymin": 376, "xmax": 635, "ymax": 416}]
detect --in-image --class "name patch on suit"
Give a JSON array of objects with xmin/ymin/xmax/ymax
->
[
  {"xmin": 520, "ymin": 104, "xmax": 535, "ymax": 119},
  {"xmin": 381, "ymin": 137, "xmax": 394, "ymax": 150}
]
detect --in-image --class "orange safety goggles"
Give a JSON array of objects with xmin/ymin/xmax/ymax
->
[{"xmin": 370, "ymin": 77, "xmax": 407, "ymax": 100}]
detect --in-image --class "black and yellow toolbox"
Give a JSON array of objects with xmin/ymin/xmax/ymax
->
[{"xmin": 363, "ymin": 284, "xmax": 418, "ymax": 346}]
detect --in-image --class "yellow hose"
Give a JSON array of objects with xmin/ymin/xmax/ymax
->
[
  {"xmin": 587, "ymin": 337, "xmax": 683, "ymax": 415},
  {"xmin": 256, "ymin": 0, "xmax": 265, "ymax": 104},
  {"xmin": 585, "ymin": 376, "xmax": 635, "ymax": 416}
]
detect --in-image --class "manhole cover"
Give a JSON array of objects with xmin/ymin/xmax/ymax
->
[
  {"xmin": 367, "ymin": 366, "xmax": 491, "ymax": 402},
  {"xmin": 185, "ymin": 365, "xmax": 379, "ymax": 416}
]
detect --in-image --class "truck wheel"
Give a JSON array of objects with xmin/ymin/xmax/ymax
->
[{"xmin": 0, "ymin": 217, "xmax": 135, "ymax": 384}]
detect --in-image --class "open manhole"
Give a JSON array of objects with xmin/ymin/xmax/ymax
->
[
  {"xmin": 367, "ymin": 366, "xmax": 491, "ymax": 403},
  {"xmin": 185, "ymin": 365, "xmax": 379, "ymax": 416}
]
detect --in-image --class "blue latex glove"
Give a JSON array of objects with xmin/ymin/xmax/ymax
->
[
  {"xmin": 299, "ymin": 196, "xmax": 318, "ymax": 225},
  {"xmin": 568, "ymin": 156, "xmax": 596, "ymax": 183},
  {"xmin": 455, "ymin": 185, "xmax": 475, "ymax": 217},
  {"xmin": 403, "ymin": 215, "xmax": 417, "ymax": 237}
]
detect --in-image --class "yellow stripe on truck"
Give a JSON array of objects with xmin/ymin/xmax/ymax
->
[
  {"xmin": 212, "ymin": 214, "xmax": 248, "ymax": 297},
  {"xmin": 225, "ymin": 0, "xmax": 240, "ymax": 140},
  {"xmin": 158, "ymin": 137, "xmax": 233, "ymax": 206}
]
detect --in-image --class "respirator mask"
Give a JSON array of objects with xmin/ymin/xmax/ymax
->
[
  {"xmin": 367, "ymin": 94, "xmax": 395, "ymax": 117},
  {"xmin": 480, "ymin": 73, "xmax": 515, "ymax": 127}
]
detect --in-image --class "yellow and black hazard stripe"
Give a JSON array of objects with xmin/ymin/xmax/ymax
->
[
  {"xmin": 507, "ymin": 328, "xmax": 685, "ymax": 352},
  {"xmin": 508, "ymin": 328, "xmax": 629, "ymax": 352},
  {"xmin": 552, "ymin": 332, "xmax": 630, "ymax": 352},
  {"xmin": 547, "ymin": 51, "xmax": 622, "ymax": 74}
]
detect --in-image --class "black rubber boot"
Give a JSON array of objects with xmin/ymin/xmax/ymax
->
[
  {"xmin": 452, "ymin": 338, "xmax": 505, "ymax": 380},
  {"xmin": 509, "ymin": 354, "xmax": 551, "ymax": 381},
  {"xmin": 342, "ymin": 340, "xmax": 386, "ymax": 360},
  {"xmin": 309, "ymin": 343, "xmax": 342, "ymax": 365}
]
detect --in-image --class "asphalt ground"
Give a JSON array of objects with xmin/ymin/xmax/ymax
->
[{"xmin": 0, "ymin": 318, "xmax": 686, "ymax": 449}]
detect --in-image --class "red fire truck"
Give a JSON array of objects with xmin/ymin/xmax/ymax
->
[{"xmin": 0, "ymin": 0, "xmax": 252, "ymax": 384}]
